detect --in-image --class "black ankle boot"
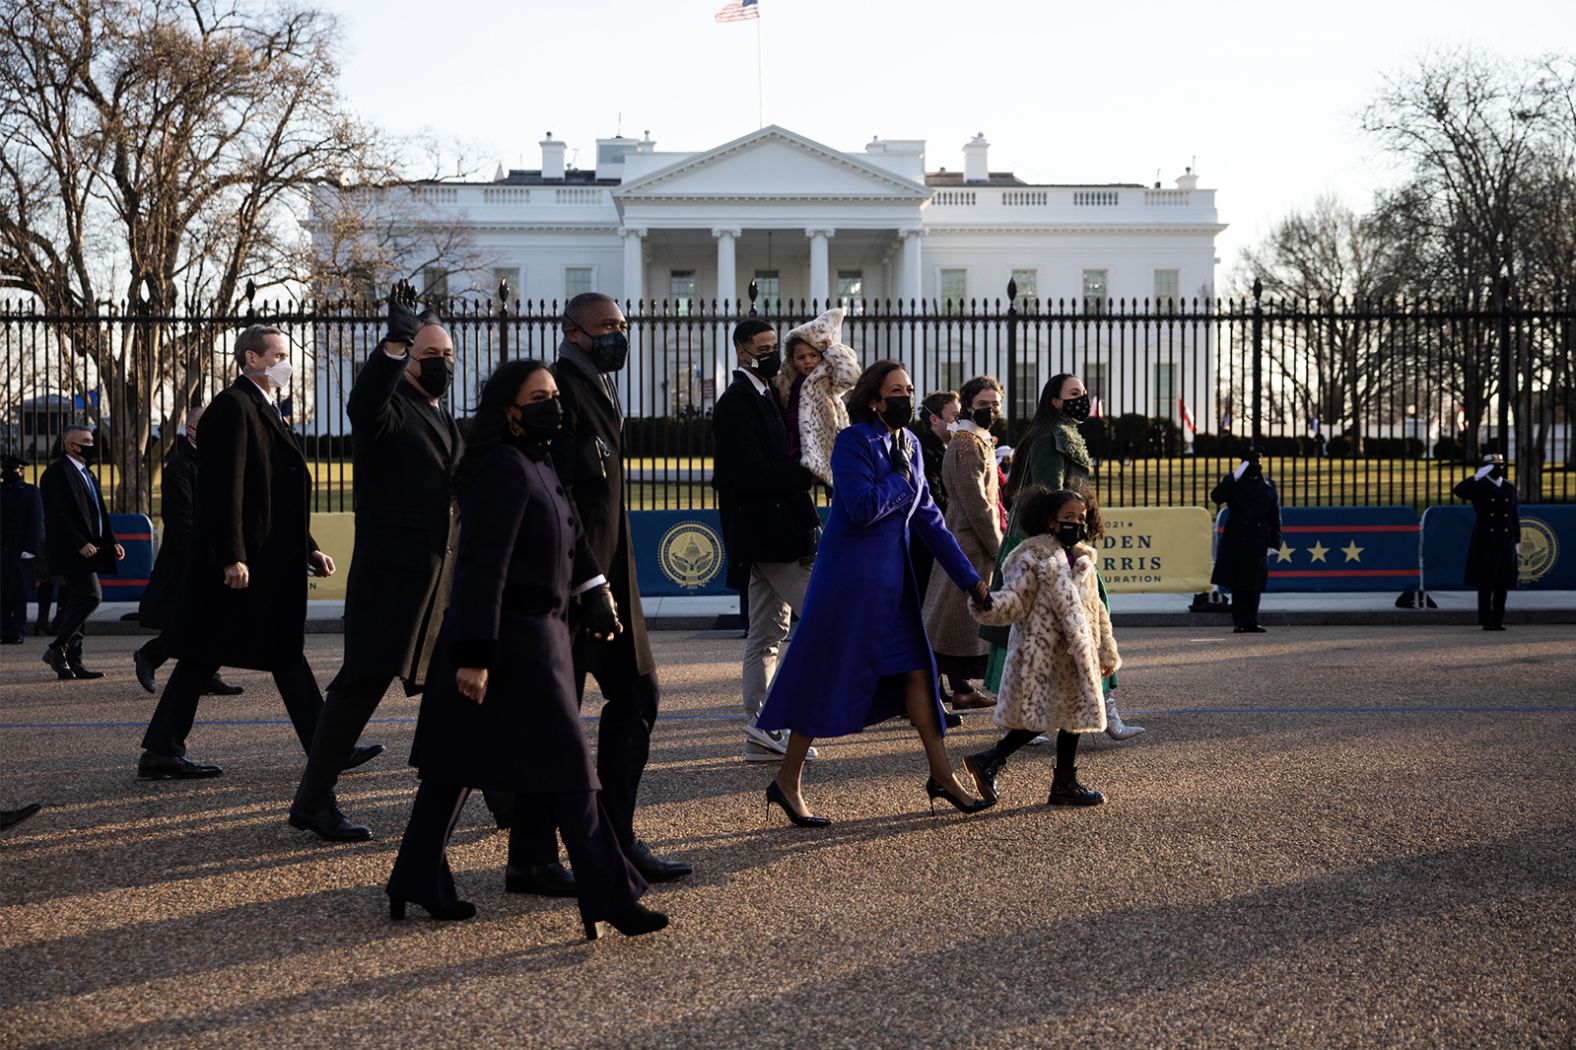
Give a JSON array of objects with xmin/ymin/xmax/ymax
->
[
  {"xmin": 963, "ymin": 750, "xmax": 1004, "ymax": 806},
  {"xmin": 1048, "ymin": 765, "xmax": 1104, "ymax": 807}
]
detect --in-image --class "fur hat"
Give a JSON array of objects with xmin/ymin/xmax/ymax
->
[{"xmin": 784, "ymin": 307, "xmax": 845, "ymax": 352}]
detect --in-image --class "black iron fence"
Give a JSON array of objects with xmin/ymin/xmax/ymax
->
[{"xmin": 3, "ymin": 281, "xmax": 1571, "ymax": 516}]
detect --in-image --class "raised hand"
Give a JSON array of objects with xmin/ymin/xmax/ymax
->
[{"xmin": 384, "ymin": 279, "xmax": 421, "ymax": 347}]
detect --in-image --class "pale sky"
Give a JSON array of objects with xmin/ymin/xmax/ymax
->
[{"xmin": 319, "ymin": 0, "xmax": 1574, "ymax": 282}]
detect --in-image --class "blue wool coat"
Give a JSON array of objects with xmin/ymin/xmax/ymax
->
[{"xmin": 756, "ymin": 421, "xmax": 981, "ymax": 739}]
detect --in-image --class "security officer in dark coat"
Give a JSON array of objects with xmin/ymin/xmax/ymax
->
[
  {"xmin": 38, "ymin": 426, "xmax": 122, "ymax": 677},
  {"xmin": 1, "ymin": 452, "xmax": 45, "ymax": 643},
  {"xmin": 507, "ymin": 291, "xmax": 691, "ymax": 895},
  {"xmin": 289, "ymin": 287, "xmax": 462, "ymax": 841},
  {"xmin": 133, "ymin": 406, "xmax": 243, "ymax": 696},
  {"xmin": 1210, "ymin": 443, "xmax": 1282, "ymax": 633},
  {"xmin": 137, "ymin": 325, "xmax": 377, "ymax": 780},
  {"xmin": 1453, "ymin": 453, "xmax": 1520, "ymax": 631}
]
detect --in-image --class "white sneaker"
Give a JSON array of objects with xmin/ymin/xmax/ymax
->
[{"xmin": 743, "ymin": 724, "xmax": 817, "ymax": 761}]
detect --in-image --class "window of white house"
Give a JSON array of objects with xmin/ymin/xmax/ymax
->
[
  {"xmin": 1081, "ymin": 269, "xmax": 1108, "ymax": 315},
  {"xmin": 1153, "ymin": 269, "xmax": 1180, "ymax": 307},
  {"xmin": 753, "ymin": 270, "xmax": 780, "ymax": 308},
  {"xmin": 564, "ymin": 266, "xmax": 594, "ymax": 302},
  {"xmin": 836, "ymin": 270, "xmax": 864, "ymax": 313},
  {"xmin": 1153, "ymin": 362, "xmax": 1177, "ymax": 419},
  {"xmin": 1082, "ymin": 361, "xmax": 1109, "ymax": 411},
  {"xmin": 670, "ymin": 271, "xmax": 697, "ymax": 316},
  {"xmin": 1010, "ymin": 268, "xmax": 1038, "ymax": 310},
  {"xmin": 940, "ymin": 269, "xmax": 968, "ymax": 313},
  {"xmin": 493, "ymin": 268, "xmax": 521, "ymax": 302},
  {"xmin": 422, "ymin": 267, "xmax": 448, "ymax": 300}
]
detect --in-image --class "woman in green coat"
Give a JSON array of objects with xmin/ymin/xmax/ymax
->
[{"xmin": 984, "ymin": 374, "xmax": 1143, "ymax": 740}]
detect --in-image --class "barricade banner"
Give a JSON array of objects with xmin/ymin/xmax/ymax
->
[
  {"xmin": 1097, "ymin": 507, "xmax": 1214, "ymax": 593},
  {"xmin": 101, "ymin": 513, "xmax": 155, "ymax": 602},
  {"xmin": 306, "ymin": 512, "xmax": 356, "ymax": 600},
  {"xmin": 631, "ymin": 510, "xmax": 732, "ymax": 597},
  {"xmin": 1420, "ymin": 503, "xmax": 1575, "ymax": 591},
  {"xmin": 1215, "ymin": 505, "xmax": 1421, "ymax": 592}
]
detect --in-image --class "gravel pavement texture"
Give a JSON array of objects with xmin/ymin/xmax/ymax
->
[{"xmin": 2, "ymin": 625, "xmax": 1574, "ymax": 1048}]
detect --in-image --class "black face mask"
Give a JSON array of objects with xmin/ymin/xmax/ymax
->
[
  {"xmin": 748, "ymin": 349, "xmax": 782, "ymax": 381},
  {"xmin": 2, "ymin": 469, "xmax": 20, "ymax": 485},
  {"xmin": 1490, "ymin": 465, "xmax": 1506, "ymax": 480},
  {"xmin": 1056, "ymin": 521, "xmax": 1085, "ymax": 548},
  {"xmin": 879, "ymin": 395, "xmax": 913, "ymax": 430},
  {"xmin": 418, "ymin": 357, "xmax": 452, "ymax": 398},
  {"xmin": 971, "ymin": 406, "xmax": 998, "ymax": 429},
  {"xmin": 510, "ymin": 394, "xmax": 567, "ymax": 438},
  {"xmin": 1059, "ymin": 394, "xmax": 1091, "ymax": 423},
  {"xmin": 579, "ymin": 330, "xmax": 629, "ymax": 373},
  {"xmin": 74, "ymin": 444, "xmax": 98, "ymax": 464}
]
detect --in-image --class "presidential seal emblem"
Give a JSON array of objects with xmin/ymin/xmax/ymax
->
[
  {"xmin": 1518, "ymin": 516, "xmax": 1558, "ymax": 584},
  {"xmin": 658, "ymin": 520, "xmax": 724, "ymax": 590}
]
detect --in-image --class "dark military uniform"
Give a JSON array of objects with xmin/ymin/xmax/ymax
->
[
  {"xmin": 1, "ymin": 460, "xmax": 45, "ymax": 642},
  {"xmin": 1453, "ymin": 473, "xmax": 1519, "ymax": 629}
]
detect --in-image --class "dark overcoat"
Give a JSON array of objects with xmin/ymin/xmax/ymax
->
[
  {"xmin": 712, "ymin": 370, "xmax": 819, "ymax": 589},
  {"xmin": 175, "ymin": 377, "xmax": 318, "ymax": 671},
  {"xmin": 1453, "ymin": 475, "xmax": 1520, "ymax": 589},
  {"xmin": 39, "ymin": 457, "xmax": 119, "ymax": 576},
  {"xmin": 0, "ymin": 479, "xmax": 45, "ymax": 558},
  {"xmin": 918, "ymin": 426, "xmax": 949, "ymax": 513},
  {"xmin": 550, "ymin": 347, "xmax": 654, "ymax": 676},
  {"xmin": 1210, "ymin": 470, "xmax": 1283, "ymax": 592},
  {"xmin": 409, "ymin": 442, "xmax": 598, "ymax": 793},
  {"xmin": 138, "ymin": 438, "xmax": 198, "ymax": 630},
  {"xmin": 755, "ymin": 422, "xmax": 981, "ymax": 739},
  {"xmin": 328, "ymin": 349, "xmax": 461, "ymax": 694}
]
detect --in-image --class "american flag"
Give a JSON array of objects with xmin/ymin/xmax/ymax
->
[
  {"xmin": 1177, "ymin": 395, "xmax": 1197, "ymax": 434},
  {"xmin": 715, "ymin": 0, "xmax": 759, "ymax": 21},
  {"xmin": 1089, "ymin": 395, "xmax": 1102, "ymax": 419}
]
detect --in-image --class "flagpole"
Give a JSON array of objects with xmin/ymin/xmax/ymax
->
[{"xmin": 755, "ymin": 9, "xmax": 764, "ymax": 128}]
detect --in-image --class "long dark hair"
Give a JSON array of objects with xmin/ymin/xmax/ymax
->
[
  {"xmin": 1004, "ymin": 372, "xmax": 1077, "ymax": 499},
  {"xmin": 456, "ymin": 359, "xmax": 551, "ymax": 492},
  {"xmin": 846, "ymin": 359, "xmax": 907, "ymax": 425}
]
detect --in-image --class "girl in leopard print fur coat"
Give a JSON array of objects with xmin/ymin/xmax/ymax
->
[
  {"xmin": 963, "ymin": 486, "xmax": 1121, "ymax": 807},
  {"xmin": 773, "ymin": 307, "xmax": 861, "ymax": 487}
]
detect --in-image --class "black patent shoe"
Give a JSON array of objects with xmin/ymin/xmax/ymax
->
[
  {"xmin": 963, "ymin": 751, "xmax": 1004, "ymax": 806},
  {"xmin": 584, "ymin": 902, "xmax": 669, "ymax": 941},
  {"xmin": 202, "ymin": 676, "xmax": 244, "ymax": 696},
  {"xmin": 41, "ymin": 646, "xmax": 74, "ymax": 680},
  {"xmin": 765, "ymin": 780, "xmax": 831, "ymax": 827},
  {"xmin": 925, "ymin": 776, "xmax": 991, "ymax": 814},
  {"xmin": 626, "ymin": 839, "xmax": 692, "ymax": 882},
  {"xmin": 1048, "ymin": 766, "xmax": 1105, "ymax": 807},
  {"xmin": 137, "ymin": 752, "xmax": 223, "ymax": 780},
  {"xmin": 505, "ymin": 861, "xmax": 578, "ymax": 897},
  {"xmin": 67, "ymin": 662, "xmax": 104, "ymax": 680},
  {"xmin": 943, "ymin": 710, "xmax": 963, "ymax": 729},
  {"xmin": 340, "ymin": 744, "xmax": 384, "ymax": 772},
  {"xmin": 288, "ymin": 805, "xmax": 372, "ymax": 842},
  {"xmin": 133, "ymin": 647, "xmax": 158, "ymax": 693},
  {"xmin": 0, "ymin": 802, "xmax": 43, "ymax": 833},
  {"xmin": 388, "ymin": 892, "xmax": 476, "ymax": 922}
]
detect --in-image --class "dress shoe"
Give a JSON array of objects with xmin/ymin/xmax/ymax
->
[
  {"xmin": 138, "ymin": 752, "xmax": 223, "ymax": 780},
  {"xmin": 202, "ymin": 675, "xmax": 244, "ymax": 696},
  {"xmin": 505, "ymin": 861, "xmax": 578, "ymax": 897},
  {"xmin": 1484, "ymin": 624, "xmax": 1507, "ymax": 632},
  {"xmin": 1048, "ymin": 765, "xmax": 1104, "ymax": 806},
  {"xmin": 963, "ymin": 750, "xmax": 1005, "ymax": 806},
  {"xmin": 388, "ymin": 892, "xmax": 475, "ymax": 921},
  {"xmin": 1232, "ymin": 625, "xmax": 1267, "ymax": 634},
  {"xmin": 340, "ymin": 743, "xmax": 383, "ymax": 772},
  {"xmin": 584, "ymin": 902, "xmax": 669, "ymax": 941},
  {"xmin": 41, "ymin": 646, "xmax": 74, "ymax": 680},
  {"xmin": 0, "ymin": 802, "xmax": 43, "ymax": 833},
  {"xmin": 949, "ymin": 690, "xmax": 995, "ymax": 710},
  {"xmin": 625, "ymin": 839, "xmax": 692, "ymax": 882},
  {"xmin": 765, "ymin": 780, "xmax": 831, "ymax": 827},
  {"xmin": 67, "ymin": 662, "xmax": 104, "ymax": 680},
  {"xmin": 943, "ymin": 710, "xmax": 963, "ymax": 729},
  {"xmin": 925, "ymin": 776, "xmax": 991, "ymax": 814},
  {"xmin": 289, "ymin": 805, "xmax": 371, "ymax": 842},
  {"xmin": 133, "ymin": 647, "xmax": 158, "ymax": 693},
  {"xmin": 1, "ymin": 634, "xmax": 23, "ymax": 645}
]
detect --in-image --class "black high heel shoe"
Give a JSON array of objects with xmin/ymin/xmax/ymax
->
[
  {"xmin": 925, "ymin": 776, "xmax": 992, "ymax": 814},
  {"xmin": 765, "ymin": 781, "xmax": 831, "ymax": 828},
  {"xmin": 387, "ymin": 892, "xmax": 477, "ymax": 922},
  {"xmin": 583, "ymin": 902, "xmax": 670, "ymax": 941}
]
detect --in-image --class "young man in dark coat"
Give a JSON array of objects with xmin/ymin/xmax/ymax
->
[
  {"xmin": 38, "ymin": 426, "xmax": 123, "ymax": 677},
  {"xmin": 289, "ymin": 289, "xmax": 462, "ymax": 841},
  {"xmin": 133, "ymin": 405, "xmax": 242, "ymax": 696},
  {"xmin": 911, "ymin": 391, "xmax": 958, "ymax": 599},
  {"xmin": 1, "ymin": 452, "xmax": 45, "ymax": 644},
  {"xmin": 712, "ymin": 318, "xmax": 822, "ymax": 763},
  {"xmin": 1453, "ymin": 453, "xmax": 1520, "ymax": 631},
  {"xmin": 508, "ymin": 292, "xmax": 691, "ymax": 894},
  {"xmin": 135, "ymin": 325, "xmax": 377, "ymax": 780},
  {"xmin": 1210, "ymin": 443, "xmax": 1282, "ymax": 633}
]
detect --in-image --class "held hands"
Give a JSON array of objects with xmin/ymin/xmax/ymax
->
[
  {"xmin": 224, "ymin": 561, "xmax": 250, "ymax": 589},
  {"xmin": 968, "ymin": 579, "xmax": 993, "ymax": 611},
  {"xmin": 456, "ymin": 667, "xmax": 488, "ymax": 703},
  {"xmin": 384, "ymin": 280, "xmax": 421, "ymax": 348},
  {"xmin": 308, "ymin": 550, "xmax": 336, "ymax": 578},
  {"xmin": 1101, "ymin": 665, "xmax": 1116, "ymax": 678},
  {"xmin": 578, "ymin": 584, "xmax": 623, "ymax": 641}
]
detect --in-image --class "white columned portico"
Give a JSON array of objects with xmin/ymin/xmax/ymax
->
[
  {"xmin": 712, "ymin": 227, "xmax": 741, "ymax": 308},
  {"xmin": 620, "ymin": 226, "xmax": 648, "ymax": 413},
  {"xmin": 621, "ymin": 226, "xmax": 647, "ymax": 307},
  {"xmin": 900, "ymin": 228, "xmax": 924, "ymax": 307},
  {"xmin": 806, "ymin": 227, "xmax": 834, "ymax": 310}
]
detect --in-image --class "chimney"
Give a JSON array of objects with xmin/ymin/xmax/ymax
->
[
  {"xmin": 963, "ymin": 132, "xmax": 989, "ymax": 183},
  {"xmin": 540, "ymin": 133, "xmax": 566, "ymax": 181},
  {"xmin": 1175, "ymin": 166, "xmax": 1199, "ymax": 191},
  {"xmin": 636, "ymin": 130, "xmax": 656, "ymax": 154}
]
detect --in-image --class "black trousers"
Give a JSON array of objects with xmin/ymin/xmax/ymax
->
[
  {"xmin": 1477, "ymin": 587, "xmax": 1508, "ymax": 627},
  {"xmin": 509, "ymin": 647, "xmax": 659, "ymax": 864},
  {"xmin": 387, "ymin": 778, "xmax": 645, "ymax": 923},
  {"xmin": 1231, "ymin": 588, "xmax": 1262, "ymax": 628},
  {"xmin": 293, "ymin": 675, "xmax": 391, "ymax": 813},
  {"xmin": 51, "ymin": 570, "xmax": 100, "ymax": 654},
  {"xmin": 1, "ymin": 554, "xmax": 27, "ymax": 638},
  {"xmin": 138, "ymin": 632, "xmax": 173, "ymax": 669},
  {"xmin": 141, "ymin": 654, "xmax": 323, "ymax": 758}
]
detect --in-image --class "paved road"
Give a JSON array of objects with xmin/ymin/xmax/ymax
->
[{"xmin": 2, "ymin": 626, "xmax": 1573, "ymax": 1048}]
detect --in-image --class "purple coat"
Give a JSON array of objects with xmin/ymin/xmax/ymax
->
[{"xmin": 756, "ymin": 422, "xmax": 981, "ymax": 739}]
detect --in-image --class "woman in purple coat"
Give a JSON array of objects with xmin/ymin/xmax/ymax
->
[
  {"xmin": 755, "ymin": 361, "xmax": 993, "ymax": 826},
  {"xmin": 386, "ymin": 360, "xmax": 667, "ymax": 941}
]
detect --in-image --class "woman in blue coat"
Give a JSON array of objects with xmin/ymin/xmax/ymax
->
[{"xmin": 755, "ymin": 361, "xmax": 993, "ymax": 826}]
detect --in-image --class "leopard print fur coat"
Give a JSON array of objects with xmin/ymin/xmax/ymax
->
[
  {"xmin": 776, "ymin": 307, "xmax": 860, "ymax": 486},
  {"xmin": 970, "ymin": 533, "xmax": 1121, "ymax": 734}
]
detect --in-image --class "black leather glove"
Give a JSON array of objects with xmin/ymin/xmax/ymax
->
[
  {"xmin": 384, "ymin": 280, "xmax": 421, "ymax": 347},
  {"xmin": 577, "ymin": 583, "xmax": 622, "ymax": 640},
  {"xmin": 890, "ymin": 432, "xmax": 913, "ymax": 485}
]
